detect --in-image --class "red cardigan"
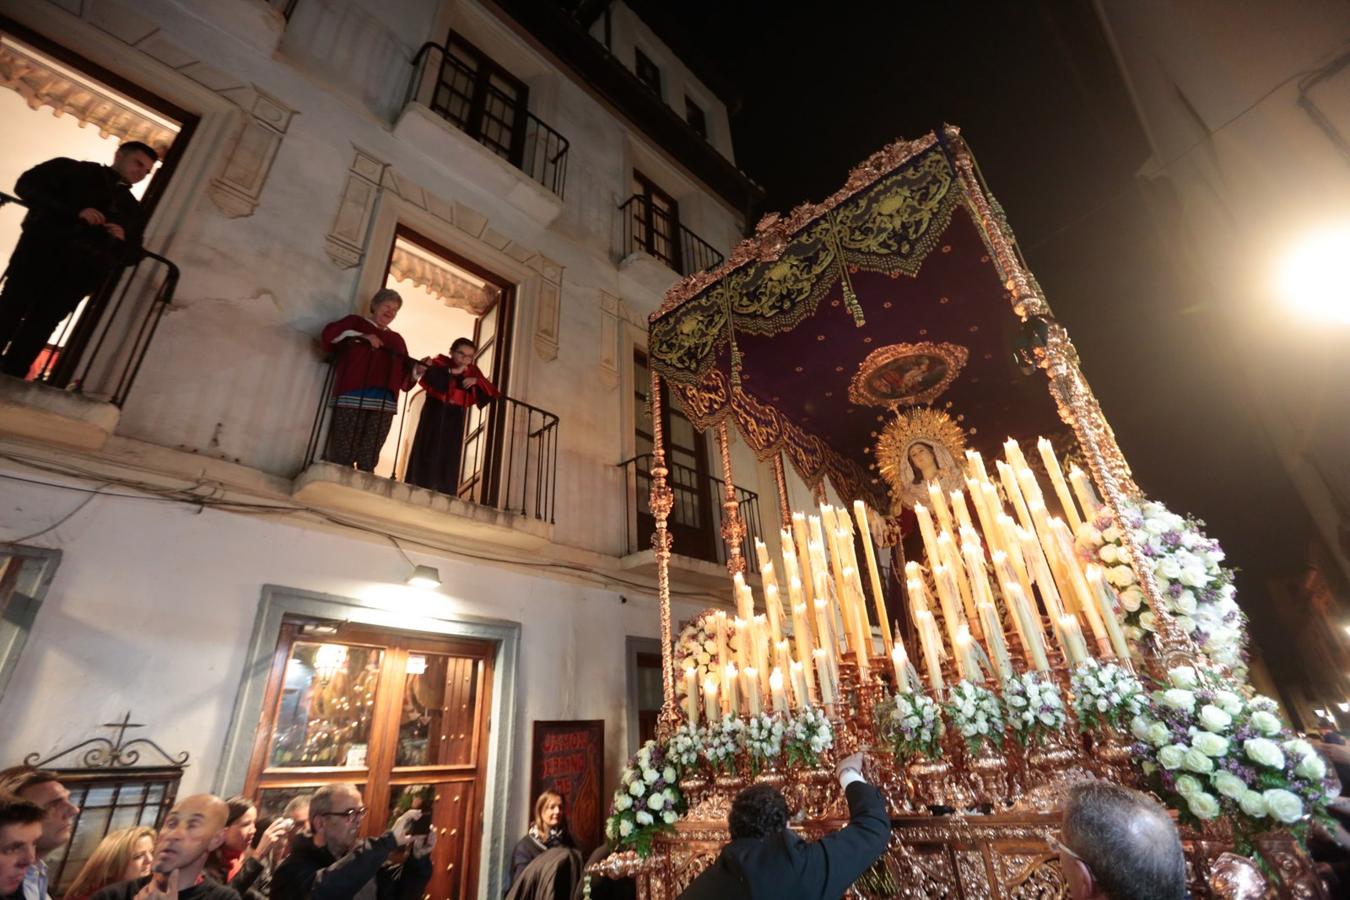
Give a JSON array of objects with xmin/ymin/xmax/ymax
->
[
  {"xmin": 419, "ymin": 357, "xmax": 498, "ymax": 407},
  {"xmin": 320, "ymin": 315, "xmax": 414, "ymax": 397}
]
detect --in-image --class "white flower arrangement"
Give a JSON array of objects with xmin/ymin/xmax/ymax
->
[
  {"xmin": 666, "ymin": 721, "xmax": 701, "ymax": 768},
  {"xmin": 603, "ymin": 739, "xmax": 686, "ymax": 856},
  {"xmin": 1070, "ymin": 661, "xmax": 1147, "ymax": 733},
  {"xmin": 673, "ymin": 614, "xmax": 725, "ymax": 706},
  {"xmin": 743, "ymin": 712, "xmax": 785, "ymax": 774},
  {"xmin": 1076, "ymin": 500, "xmax": 1247, "ymax": 677},
  {"xmin": 1002, "ymin": 671, "xmax": 1067, "ymax": 748},
  {"xmin": 1130, "ymin": 666, "xmax": 1330, "ymax": 856},
  {"xmin": 784, "ymin": 705, "xmax": 834, "ymax": 768},
  {"xmin": 944, "ymin": 680, "xmax": 1005, "ymax": 754},
  {"xmin": 698, "ymin": 715, "xmax": 745, "ymax": 774},
  {"xmin": 878, "ymin": 690, "xmax": 944, "ymax": 760}
]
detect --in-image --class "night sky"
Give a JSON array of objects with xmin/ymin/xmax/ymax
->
[{"xmin": 634, "ymin": 1, "xmax": 1313, "ymax": 680}]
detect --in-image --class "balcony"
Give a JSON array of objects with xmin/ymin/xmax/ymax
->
[
  {"xmin": 396, "ymin": 42, "xmax": 570, "ymax": 226},
  {"xmin": 0, "ymin": 192, "xmax": 181, "ymax": 450},
  {"xmin": 618, "ymin": 453, "xmax": 763, "ymax": 589},
  {"xmin": 617, "ymin": 194, "xmax": 724, "ymax": 296},
  {"xmin": 294, "ymin": 343, "xmax": 559, "ymax": 545}
]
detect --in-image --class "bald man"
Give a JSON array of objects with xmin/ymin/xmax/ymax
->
[
  {"xmin": 90, "ymin": 795, "xmax": 237, "ymax": 900},
  {"xmin": 1053, "ymin": 781, "xmax": 1186, "ymax": 900}
]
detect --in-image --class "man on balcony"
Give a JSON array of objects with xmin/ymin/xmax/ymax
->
[{"xmin": 0, "ymin": 141, "xmax": 156, "ymax": 380}]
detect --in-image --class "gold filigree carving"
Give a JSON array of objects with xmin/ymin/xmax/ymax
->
[{"xmin": 848, "ymin": 341, "xmax": 969, "ymax": 408}]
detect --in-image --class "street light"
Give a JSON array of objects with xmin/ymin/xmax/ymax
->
[{"xmin": 1275, "ymin": 224, "xmax": 1350, "ymax": 324}]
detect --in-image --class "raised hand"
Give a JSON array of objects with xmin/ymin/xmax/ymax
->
[
  {"xmin": 390, "ymin": 808, "xmax": 422, "ymax": 847},
  {"xmin": 363, "ymin": 333, "xmax": 383, "ymax": 349},
  {"xmin": 253, "ymin": 816, "xmax": 292, "ymax": 857},
  {"xmin": 411, "ymin": 828, "xmax": 437, "ymax": 859},
  {"xmin": 77, "ymin": 208, "xmax": 106, "ymax": 226}
]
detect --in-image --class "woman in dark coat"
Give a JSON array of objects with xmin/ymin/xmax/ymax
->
[
  {"xmin": 505, "ymin": 790, "xmax": 580, "ymax": 900},
  {"xmin": 405, "ymin": 337, "xmax": 498, "ymax": 495}
]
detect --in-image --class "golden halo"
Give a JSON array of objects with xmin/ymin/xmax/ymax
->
[{"xmin": 875, "ymin": 407, "xmax": 969, "ymax": 511}]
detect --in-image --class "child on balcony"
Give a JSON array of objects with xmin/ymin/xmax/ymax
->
[
  {"xmin": 404, "ymin": 337, "xmax": 498, "ymax": 495},
  {"xmin": 319, "ymin": 289, "xmax": 424, "ymax": 473}
]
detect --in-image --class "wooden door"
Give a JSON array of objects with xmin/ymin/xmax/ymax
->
[{"xmin": 244, "ymin": 619, "xmax": 495, "ymax": 900}]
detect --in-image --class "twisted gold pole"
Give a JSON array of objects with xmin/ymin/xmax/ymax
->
[
  {"xmin": 716, "ymin": 422, "xmax": 747, "ymax": 576},
  {"xmin": 649, "ymin": 370, "xmax": 680, "ymax": 737},
  {"xmin": 772, "ymin": 453, "xmax": 792, "ymax": 531}
]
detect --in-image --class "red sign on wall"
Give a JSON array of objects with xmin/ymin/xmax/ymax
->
[{"xmin": 529, "ymin": 720, "xmax": 605, "ymax": 857}]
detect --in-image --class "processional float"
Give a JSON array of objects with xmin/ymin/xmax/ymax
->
[{"xmin": 590, "ymin": 127, "xmax": 1329, "ymax": 899}]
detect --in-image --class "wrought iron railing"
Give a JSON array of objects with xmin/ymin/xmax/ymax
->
[
  {"xmin": 618, "ymin": 194, "xmax": 724, "ymax": 276},
  {"xmin": 619, "ymin": 453, "xmax": 762, "ymax": 565},
  {"xmin": 304, "ymin": 342, "xmax": 558, "ymax": 522},
  {"xmin": 0, "ymin": 191, "xmax": 181, "ymax": 407},
  {"xmin": 406, "ymin": 42, "xmax": 570, "ymax": 199}
]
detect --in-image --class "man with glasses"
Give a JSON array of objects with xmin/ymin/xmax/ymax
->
[
  {"xmin": 269, "ymin": 784, "xmax": 433, "ymax": 900},
  {"xmin": 0, "ymin": 767, "xmax": 79, "ymax": 900},
  {"xmin": 1052, "ymin": 781, "xmax": 1186, "ymax": 900}
]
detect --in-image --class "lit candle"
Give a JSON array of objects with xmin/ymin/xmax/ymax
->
[
  {"xmin": 928, "ymin": 482, "xmax": 955, "ymax": 534},
  {"xmin": 931, "ymin": 563, "xmax": 965, "ymax": 651},
  {"xmin": 1069, "ymin": 466, "xmax": 1102, "ymax": 518},
  {"xmin": 914, "ymin": 502, "xmax": 942, "ymax": 569},
  {"xmin": 790, "ymin": 594, "xmax": 818, "ymax": 699},
  {"xmin": 990, "ymin": 550, "xmax": 1037, "ymax": 663},
  {"xmin": 937, "ymin": 531, "xmax": 982, "ymax": 639},
  {"xmin": 764, "ymin": 583, "xmax": 785, "ymax": 647},
  {"xmin": 733, "ymin": 617, "xmax": 749, "ymax": 672},
  {"xmin": 1004, "ymin": 581, "xmax": 1051, "ymax": 671},
  {"xmin": 1038, "ymin": 437, "xmax": 1083, "ymax": 533},
  {"xmin": 814, "ymin": 593, "xmax": 837, "ymax": 661},
  {"xmin": 950, "ymin": 490, "xmax": 975, "ymax": 533},
  {"xmin": 769, "ymin": 667, "xmax": 788, "ymax": 713},
  {"xmin": 842, "ymin": 565, "xmax": 872, "ymax": 676},
  {"xmin": 683, "ymin": 666, "xmax": 699, "ymax": 726},
  {"xmin": 914, "ymin": 609, "xmax": 946, "ymax": 692},
  {"xmin": 814, "ymin": 648, "xmax": 835, "ymax": 707},
  {"xmin": 724, "ymin": 663, "xmax": 740, "ymax": 716},
  {"xmin": 997, "ymin": 460, "xmax": 1035, "ymax": 533},
  {"xmin": 854, "ymin": 500, "xmax": 895, "ymax": 657},
  {"xmin": 743, "ymin": 667, "xmax": 761, "ymax": 716},
  {"xmin": 790, "ymin": 660, "xmax": 810, "ymax": 710},
  {"xmin": 1086, "ymin": 564, "xmax": 1132, "ymax": 661},
  {"xmin": 1057, "ymin": 614, "xmax": 1089, "ymax": 667},
  {"xmin": 714, "ymin": 610, "xmax": 729, "ymax": 674},
  {"xmin": 1003, "ymin": 437, "xmax": 1033, "ymax": 486},
  {"xmin": 965, "ymin": 449, "xmax": 990, "ymax": 483},
  {"xmin": 891, "ymin": 643, "xmax": 912, "ymax": 693},
  {"xmin": 703, "ymin": 676, "xmax": 719, "ymax": 723},
  {"xmin": 734, "ymin": 571, "xmax": 752, "ymax": 621},
  {"xmin": 1019, "ymin": 525, "xmax": 1067, "ymax": 620},
  {"xmin": 1049, "ymin": 517, "xmax": 1110, "ymax": 655},
  {"xmin": 954, "ymin": 623, "xmax": 983, "ymax": 683},
  {"xmin": 905, "ymin": 573, "xmax": 931, "ymax": 615},
  {"xmin": 978, "ymin": 601, "xmax": 1013, "ymax": 681},
  {"xmin": 791, "ymin": 513, "xmax": 816, "ymax": 605}
]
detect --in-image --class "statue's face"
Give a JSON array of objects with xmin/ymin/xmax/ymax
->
[{"xmin": 908, "ymin": 443, "xmax": 938, "ymax": 475}]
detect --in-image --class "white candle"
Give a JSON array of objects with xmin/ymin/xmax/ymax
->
[
  {"xmin": 954, "ymin": 623, "xmax": 983, "ymax": 683},
  {"xmin": 1038, "ymin": 437, "xmax": 1083, "ymax": 533},
  {"xmin": 914, "ymin": 609, "xmax": 945, "ymax": 692},
  {"xmin": 1069, "ymin": 466, "xmax": 1102, "ymax": 518},
  {"xmin": 1086, "ymin": 564, "xmax": 1133, "ymax": 662},
  {"xmin": 854, "ymin": 500, "xmax": 895, "ymax": 656},
  {"xmin": 734, "ymin": 571, "xmax": 752, "ymax": 621},
  {"xmin": 928, "ymin": 482, "xmax": 955, "ymax": 534},
  {"xmin": 1058, "ymin": 615, "xmax": 1089, "ymax": 667},
  {"xmin": 790, "ymin": 660, "xmax": 809, "ymax": 710},
  {"xmin": 703, "ymin": 676, "xmax": 719, "ymax": 723},
  {"xmin": 724, "ymin": 663, "xmax": 740, "ymax": 716},
  {"xmin": 769, "ymin": 667, "xmax": 788, "ymax": 713},
  {"xmin": 743, "ymin": 667, "xmax": 761, "ymax": 716},
  {"xmin": 891, "ymin": 643, "xmax": 912, "ymax": 693},
  {"xmin": 683, "ymin": 666, "xmax": 699, "ymax": 726},
  {"xmin": 814, "ymin": 649, "xmax": 835, "ymax": 707}
]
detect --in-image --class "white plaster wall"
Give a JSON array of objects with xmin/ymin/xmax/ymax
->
[
  {"xmin": 8, "ymin": 0, "xmax": 755, "ymax": 553},
  {"xmin": 0, "ymin": 466, "xmax": 709, "ymax": 864}
]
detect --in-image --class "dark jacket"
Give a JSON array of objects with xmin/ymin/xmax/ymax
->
[
  {"xmin": 13, "ymin": 157, "xmax": 147, "ymax": 267},
  {"xmin": 677, "ymin": 781, "xmax": 891, "ymax": 900},
  {"xmin": 268, "ymin": 832, "xmax": 430, "ymax": 900},
  {"xmin": 90, "ymin": 875, "xmax": 238, "ymax": 900},
  {"xmin": 508, "ymin": 827, "xmax": 575, "ymax": 892}
]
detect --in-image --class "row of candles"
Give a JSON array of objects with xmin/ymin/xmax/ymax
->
[{"xmin": 680, "ymin": 436, "xmax": 1134, "ymax": 727}]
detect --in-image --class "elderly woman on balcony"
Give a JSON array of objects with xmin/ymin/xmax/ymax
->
[{"xmin": 320, "ymin": 289, "xmax": 424, "ymax": 473}]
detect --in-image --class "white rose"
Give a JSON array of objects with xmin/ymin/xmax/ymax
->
[
  {"xmin": 1161, "ymin": 689, "xmax": 1196, "ymax": 712},
  {"xmin": 1119, "ymin": 588, "xmax": 1144, "ymax": 612},
  {"xmin": 1125, "ymin": 625, "xmax": 1144, "ymax": 641},
  {"xmin": 647, "ymin": 792, "xmax": 665, "ymax": 811},
  {"xmin": 635, "ymin": 810, "xmax": 653, "ymax": 826},
  {"xmin": 1262, "ymin": 789, "xmax": 1304, "ymax": 824},
  {"xmin": 628, "ymin": 780, "xmax": 644, "ymax": 796},
  {"xmin": 1175, "ymin": 615, "xmax": 1198, "ymax": 634},
  {"xmin": 614, "ymin": 793, "xmax": 632, "ymax": 811},
  {"xmin": 1183, "ymin": 747, "xmax": 1215, "ymax": 774},
  {"xmin": 1213, "ymin": 690, "xmax": 1244, "ymax": 716},
  {"xmin": 1158, "ymin": 744, "xmax": 1187, "ymax": 770},
  {"xmin": 1173, "ymin": 591, "xmax": 1198, "ymax": 615},
  {"xmin": 1238, "ymin": 790, "xmax": 1268, "ymax": 818},
  {"xmin": 1131, "ymin": 716, "xmax": 1153, "ymax": 741},
  {"xmin": 1099, "ymin": 544, "xmax": 1119, "ymax": 565},
  {"xmin": 1178, "ymin": 567, "xmax": 1208, "ymax": 588},
  {"xmin": 1213, "ymin": 771, "xmax": 1247, "ymax": 799},
  {"xmin": 1249, "ymin": 711, "xmax": 1282, "ymax": 736},
  {"xmin": 1144, "ymin": 517, "xmax": 1169, "ymax": 535},
  {"xmin": 1244, "ymin": 738, "xmax": 1286, "ymax": 770},
  {"xmin": 1109, "ymin": 565, "xmax": 1137, "ymax": 587},
  {"xmin": 618, "ymin": 818, "xmax": 634, "ymax": 837},
  {"xmin": 662, "ymin": 810, "xmax": 677, "ymax": 824},
  {"xmin": 1139, "ymin": 612, "xmax": 1157, "ymax": 632},
  {"xmin": 1192, "ymin": 731, "xmax": 1229, "ymax": 757},
  {"xmin": 642, "ymin": 767, "xmax": 658, "ymax": 783},
  {"xmin": 1187, "ymin": 792, "xmax": 1221, "ymax": 820},
  {"xmin": 1167, "ymin": 667, "xmax": 1199, "ymax": 689},
  {"xmin": 1283, "ymin": 738, "xmax": 1314, "ymax": 759},
  {"xmin": 1175, "ymin": 774, "xmax": 1202, "ymax": 797},
  {"xmin": 1156, "ymin": 559, "xmax": 1182, "ymax": 580},
  {"xmin": 1295, "ymin": 754, "xmax": 1327, "ymax": 781},
  {"xmin": 1077, "ymin": 524, "xmax": 1103, "ymax": 545},
  {"xmin": 1198, "ymin": 705, "xmax": 1232, "ymax": 732},
  {"xmin": 1148, "ymin": 723, "xmax": 1172, "ymax": 747}
]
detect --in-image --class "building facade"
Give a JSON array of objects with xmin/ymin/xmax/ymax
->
[{"xmin": 0, "ymin": 1, "xmax": 780, "ymax": 895}]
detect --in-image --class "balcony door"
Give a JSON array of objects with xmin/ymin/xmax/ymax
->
[
  {"xmin": 633, "ymin": 350, "xmax": 715, "ymax": 561},
  {"xmin": 631, "ymin": 171, "xmax": 682, "ymax": 273},
  {"xmin": 243, "ymin": 617, "xmax": 495, "ymax": 900},
  {"xmin": 431, "ymin": 31, "xmax": 529, "ymax": 168}
]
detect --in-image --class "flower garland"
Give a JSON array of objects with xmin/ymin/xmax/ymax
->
[
  {"xmin": 784, "ymin": 706, "xmax": 834, "ymax": 768},
  {"xmin": 744, "ymin": 712, "xmax": 785, "ymax": 774},
  {"xmin": 1002, "ymin": 671, "xmax": 1066, "ymax": 748},
  {"xmin": 1130, "ymin": 666, "xmax": 1330, "ymax": 853},
  {"xmin": 604, "ymin": 740, "xmax": 685, "ymax": 856},
  {"xmin": 877, "ymin": 691, "xmax": 944, "ymax": 760},
  {"xmin": 944, "ymin": 680, "xmax": 1005, "ymax": 754},
  {"xmin": 1077, "ymin": 500, "xmax": 1247, "ymax": 676},
  {"xmin": 1070, "ymin": 661, "xmax": 1146, "ymax": 733}
]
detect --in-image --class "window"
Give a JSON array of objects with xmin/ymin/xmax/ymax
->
[
  {"xmin": 0, "ymin": 545, "xmax": 61, "ymax": 702},
  {"xmin": 244, "ymin": 618, "xmax": 496, "ymax": 900},
  {"xmin": 428, "ymin": 31, "xmax": 530, "ymax": 167},
  {"xmin": 625, "ymin": 637, "xmax": 663, "ymax": 755},
  {"xmin": 634, "ymin": 47, "xmax": 661, "ymax": 96},
  {"xmin": 685, "ymin": 96, "xmax": 707, "ymax": 139},
  {"xmin": 629, "ymin": 170, "xmax": 682, "ymax": 272}
]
